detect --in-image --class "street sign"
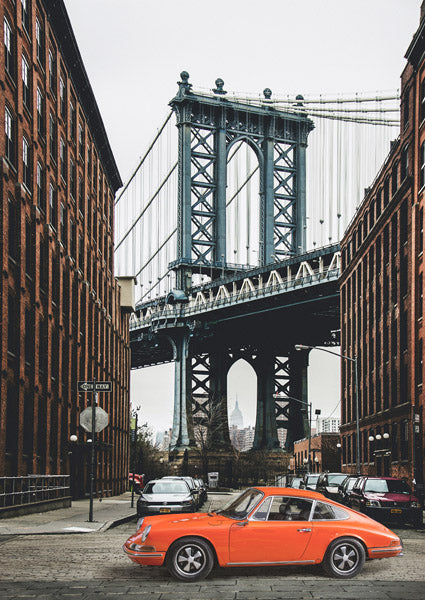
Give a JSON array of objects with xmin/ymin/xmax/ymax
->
[
  {"xmin": 80, "ymin": 406, "xmax": 109, "ymax": 432},
  {"xmin": 78, "ymin": 381, "xmax": 112, "ymax": 392}
]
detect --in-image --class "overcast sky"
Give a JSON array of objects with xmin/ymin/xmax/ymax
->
[{"xmin": 64, "ymin": 0, "xmax": 420, "ymax": 435}]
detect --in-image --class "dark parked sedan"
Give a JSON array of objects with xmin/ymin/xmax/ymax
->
[
  {"xmin": 337, "ymin": 475, "xmax": 361, "ymax": 505},
  {"xmin": 137, "ymin": 479, "xmax": 196, "ymax": 522}
]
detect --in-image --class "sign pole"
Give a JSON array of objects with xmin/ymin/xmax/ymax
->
[{"xmin": 89, "ymin": 378, "xmax": 97, "ymax": 522}]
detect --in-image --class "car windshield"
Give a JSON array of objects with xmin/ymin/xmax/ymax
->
[
  {"xmin": 327, "ymin": 475, "xmax": 347, "ymax": 485},
  {"xmin": 346, "ymin": 479, "xmax": 357, "ymax": 491},
  {"xmin": 307, "ymin": 475, "xmax": 319, "ymax": 484},
  {"xmin": 143, "ymin": 481, "xmax": 189, "ymax": 494},
  {"xmin": 216, "ymin": 488, "xmax": 263, "ymax": 519},
  {"xmin": 364, "ymin": 479, "xmax": 412, "ymax": 494}
]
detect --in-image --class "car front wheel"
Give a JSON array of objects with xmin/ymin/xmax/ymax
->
[
  {"xmin": 322, "ymin": 537, "xmax": 365, "ymax": 578},
  {"xmin": 166, "ymin": 537, "xmax": 214, "ymax": 581}
]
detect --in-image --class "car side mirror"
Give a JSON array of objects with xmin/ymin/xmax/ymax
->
[{"xmin": 236, "ymin": 520, "xmax": 249, "ymax": 527}]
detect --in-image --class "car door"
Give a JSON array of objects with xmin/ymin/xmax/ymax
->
[{"xmin": 228, "ymin": 496, "xmax": 313, "ymax": 565}]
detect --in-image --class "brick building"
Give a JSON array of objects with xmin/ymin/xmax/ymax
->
[
  {"xmin": 0, "ymin": 0, "xmax": 131, "ymax": 498},
  {"xmin": 292, "ymin": 433, "xmax": 341, "ymax": 475},
  {"xmin": 340, "ymin": 3, "xmax": 425, "ymax": 495}
]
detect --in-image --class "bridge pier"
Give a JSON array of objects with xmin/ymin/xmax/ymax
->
[
  {"xmin": 169, "ymin": 330, "xmax": 196, "ymax": 450},
  {"xmin": 253, "ymin": 349, "xmax": 280, "ymax": 450}
]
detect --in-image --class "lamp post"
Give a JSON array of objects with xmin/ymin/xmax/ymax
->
[{"xmin": 295, "ymin": 343, "xmax": 360, "ymax": 474}]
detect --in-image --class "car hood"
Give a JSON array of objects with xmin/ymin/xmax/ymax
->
[
  {"xmin": 139, "ymin": 493, "xmax": 192, "ymax": 502},
  {"xmin": 364, "ymin": 492, "xmax": 417, "ymax": 503},
  {"xmin": 137, "ymin": 511, "xmax": 229, "ymax": 529}
]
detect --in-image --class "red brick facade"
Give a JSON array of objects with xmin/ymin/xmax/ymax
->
[
  {"xmin": 340, "ymin": 5, "xmax": 425, "ymax": 496},
  {"xmin": 292, "ymin": 433, "xmax": 341, "ymax": 475},
  {"xmin": 0, "ymin": 0, "xmax": 130, "ymax": 498}
]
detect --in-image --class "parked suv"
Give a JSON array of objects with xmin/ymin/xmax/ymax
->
[
  {"xmin": 316, "ymin": 472, "xmax": 347, "ymax": 500},
  {"xmin": 348, "ymin": 476, "xmax": 422, "ymax": 527},
  {"xmin": 302, "ymin": 473, "xmax": 320, "ymax": 491},
  {"xmin": 336, "ymin": 475, "xmax": 361, "ymax": 505}
]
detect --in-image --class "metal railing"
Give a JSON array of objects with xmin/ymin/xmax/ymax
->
[{"xmin": 0, "ymin": 475, "xmax": 71, "ymax": 508}]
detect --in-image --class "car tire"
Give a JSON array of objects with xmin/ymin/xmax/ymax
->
[
  {"xmin": 166, "ymin": 536, "xmax": 214, "ymax": 581},
  {"xmin": 322, "ymin": 537, "xmax": 365, "ymax": 579}
]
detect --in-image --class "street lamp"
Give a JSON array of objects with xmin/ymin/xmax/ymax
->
[{"xmin": 295, "ymin": 343, "xmax": 361, "ymax": 474}]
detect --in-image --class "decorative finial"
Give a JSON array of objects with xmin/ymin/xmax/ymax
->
[
  {"xmin": 213, "ymin": 78, "xmax": 227, "ymax": 95},
  {"xmin": 295, "ymin": 94, "xmax": 304, "ymax": 107},
  {"xmin": 177, "ymin": 71, "xmax": 192, "ymax": 97},
  {"xmin": 263, "ymin": 88, "xmax": 272, "ymax": 99}
]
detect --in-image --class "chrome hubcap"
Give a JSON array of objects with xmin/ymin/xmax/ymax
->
[
  {"xmin": 333, "ymin": 544, "xmax": 358, "ymax": 573},
  {"xmin": 175, "ymin": 545, "xmax": 205, "ymax": 575}
]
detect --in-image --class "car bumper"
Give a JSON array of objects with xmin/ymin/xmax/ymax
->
[
  {"xmin": 367, "ymin": 544, "xmax": 403, "ymax": 559},
  {"xmin": 363, "ymin": 506, "xmax": 422, "ymax": 524},
  {"xmin": 137, "ymin": 504, "xmax": 194, "ymax": 516},
  {"xmin": 123, "ymin": 544, "xmax": 166, "ymax": 566}
]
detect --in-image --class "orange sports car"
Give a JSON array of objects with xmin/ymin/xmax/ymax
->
[{"xmin": 123, "ymin": 486, "xmax": 402, "ymax": 581}]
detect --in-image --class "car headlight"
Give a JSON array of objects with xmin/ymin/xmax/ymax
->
[
  {"xmin": 410, "ymin": 502, "xmax": 419, "ymax": 508},
  {"xmin": 365, "ymin": 500, "xmax": 381, "ymax": 507},
  {"xmin": 141, "ymin": 525, "xmax": 151, "ymax": 542},
  {"xmin": 182, "ymin": 499, "xmax": 194, "ymax": 505},
  {"xmin": 136, "ymin": 517, "xmax": 145, "ymax": 530}
]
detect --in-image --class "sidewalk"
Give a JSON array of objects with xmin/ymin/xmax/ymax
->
[{"xmin": 0, "ymin": 491, "xmax": 137, "ymax": 535}]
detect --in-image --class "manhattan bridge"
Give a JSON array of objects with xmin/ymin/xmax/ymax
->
[{"xmin": 115, "ymin": 73, "xmax": 399, "ymax": 452}]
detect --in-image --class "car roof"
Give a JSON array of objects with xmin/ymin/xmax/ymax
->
[
  {"xmin": 364, "ymin": 476, "xmax": 403, "ymax": 481},
  {"xmin": 254, "ymin": 486, "xmax": 326, "ymax": 500}
]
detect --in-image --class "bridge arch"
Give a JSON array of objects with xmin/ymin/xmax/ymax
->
[
  {"xmin": 227, "ymin": 358, "xmax": 257, "ymax": 451},
  {"xmin": 226, "ymin": 140, "xmax": 261, "ymax": 267}
]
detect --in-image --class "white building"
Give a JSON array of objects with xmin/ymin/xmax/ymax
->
[{"xmin": 316, "ymin": 417, "xmax": 340, "ymax": 434}]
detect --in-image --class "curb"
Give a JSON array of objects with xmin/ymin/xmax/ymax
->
[{"xmin": 100, "ymin": 512, "xmax": 137, "ymax": 532}]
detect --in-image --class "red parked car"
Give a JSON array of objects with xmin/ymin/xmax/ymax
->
[
  {"xmin": 129, "ymin": 473, "xmax": 144, "ymax": 492},
  {"xmin": 348, "ymin": 476, "xmax": 422, "ymax": 527}
]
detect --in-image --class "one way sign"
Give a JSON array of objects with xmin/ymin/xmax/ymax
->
[{"xmin": 78, "ymin": 381, "xmax": 112, "ymax": 392}]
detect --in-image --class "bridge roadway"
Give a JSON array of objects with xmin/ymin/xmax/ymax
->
[{"xmin": 130, "ymin": 244, "xmax": 341, "ymax": 369}]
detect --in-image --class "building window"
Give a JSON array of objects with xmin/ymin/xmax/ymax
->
[
  {"xmin": 4, "ymin": 17, "xmax": 15, "ymax": 78},
  {"xmin": 22, "ymin": 137, "xmax": 31, "ymax": 189},
  {"xmin": 391, "ymin": 162, "xmax": 398, "ymax": 196},
  {"xmin": 78, "ymin": 234, "xmax": 84, "ymax": 270},
  {"xmin": 49, "ymin": 182, "xmax": 57, "ymax": 229},
  {"xmin": 70, "ymin": 219, "xmax": 76, "ymax": 259},
  {"xmin": 421, "ymin": 79, "xmax": 425, "ymax": 123},
  {"xmin": 25, "ymin": 219, "xmax": 33, "ymax": 278},
  {"xmin": 48, "ymin": 47, "xmax": 56, "ymax": 93},
  {"xmin": 22, "ymin": 54, "xmax": 30, "ymax": 110},
  {"xmin": 400, "ymin": 145, "xmax": 408, "ymax": 181},
  {"xmin": 70, "ymin": 99, "xmax": 76, "ymax": 141},
  {"xmin": 36, "ymin": 88, "xmax": 45, "ymax": 137},
  {"xmin": 35, "ymin": 16, "xmax": 44, "ymax": 67},
  {"xmin": 4, "ymin": 107, "xmax": 15, "ymax": 165},
  {"xmin": 78, "ymin": 176, "xmax": 84, "ymax": 215},
  {"xmin": 87, "ymin": 144, "xmax": 92, "ymax": 180},
  {"xmin": 417, "ymin": 338, "xmax": 423, "ymax": 388},
  {"xmin": 37, "ymin": 162, "xmax": 45, "ymax": 211},
  {"xmin": 78, "ymin": 122, "xmax": 84, "ymax": 158},
  {"xmin": 59, "ymin": 75, "xmax": 66, "ymax": 118},
  {"xmin": 420, "ymin": 207, "xmax": 424, "ymax": 255},
  {"xmin": 8, "ymin": 291, "xmax": 19, "ymax": 356},
  {"xmin": 60, "ymin": 137, "xmax": 67, "ymax": 181},
  {"xmin": 49, "ymin": 113, "xmax": 57, "ymax": 162},
  {"xmin": 60, "ymin": 202, "xmax": 67, "ymax": 247},
  {"xmin": 21, "ymin": 0, "xmax": 31, "ymax": 35},
  {"xmin": 383, "ymin": 176, "xmax": 390, "ymax": 205},
  {"xmin": 8, "ymin": 196, "xmax": 19, "ymax": 260},
  {"xmin": 70, "ymin": 159, "xmax": 76, "ymax": 200}
]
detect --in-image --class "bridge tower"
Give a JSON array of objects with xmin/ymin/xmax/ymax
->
[{"xmin": 165, "ymin": 73, "xmax": 315, "ymax": 452}]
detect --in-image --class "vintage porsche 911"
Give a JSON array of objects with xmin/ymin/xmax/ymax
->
[{"xmin": 123, "ymin": 487, "xmax": 402, "ymax": 581}]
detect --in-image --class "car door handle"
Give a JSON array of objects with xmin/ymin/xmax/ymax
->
[{"xmin": 297, "ymin": 528, "xmax": 311, "ymax": 532}]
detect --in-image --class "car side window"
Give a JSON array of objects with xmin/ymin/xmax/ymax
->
[
  {"xmin": 312, "ymin": 501, "xmax": 348, "ymax": 520},
  {"xmin": 267, "ymin": 496, "xmax": 313, "ymax": 521}
]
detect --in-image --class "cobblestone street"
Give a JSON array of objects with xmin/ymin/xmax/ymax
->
[{"xmin": 0, "ymin": 521, "xmax": 424, "ymax": 599}]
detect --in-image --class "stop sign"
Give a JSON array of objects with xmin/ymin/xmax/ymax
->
[{"xmin": 79, "ymin": 407, "xmax": 109, "ymax": 433}]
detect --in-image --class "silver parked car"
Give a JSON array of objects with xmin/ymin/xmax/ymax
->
[{"xmin": 136, "ymin": 479, "xmax": 196, "ymax": 519}]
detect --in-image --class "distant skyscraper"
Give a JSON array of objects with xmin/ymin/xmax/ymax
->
[
  {"xmin": 316, "ymin": 417, "xmax": 340, "ymax": 434},
  {"xmin": 230, "ymin": 400, "xmax": 243, "ymax": 428}
]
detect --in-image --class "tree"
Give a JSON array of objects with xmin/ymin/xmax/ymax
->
[{"xmin": 130, "ymin": 422, "xmax": 167, "ymax": 484}]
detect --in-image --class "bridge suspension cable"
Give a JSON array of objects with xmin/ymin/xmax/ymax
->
[{"xmin": 115, "ymin": 89, "xmax": 400, "ymax": 304}]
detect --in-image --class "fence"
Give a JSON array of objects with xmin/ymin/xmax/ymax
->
[{"xmin": 0, "ymin": 475, "xmax": 71, "ymax": 511}]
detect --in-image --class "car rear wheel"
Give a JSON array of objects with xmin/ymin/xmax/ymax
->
[
  {"xmin": 323, "ymin": 537, "xmax": 365, "ymax": 578},
  {"xmin": 166, "ymin": 537, "xmax": 214, "ymax": 581}
]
